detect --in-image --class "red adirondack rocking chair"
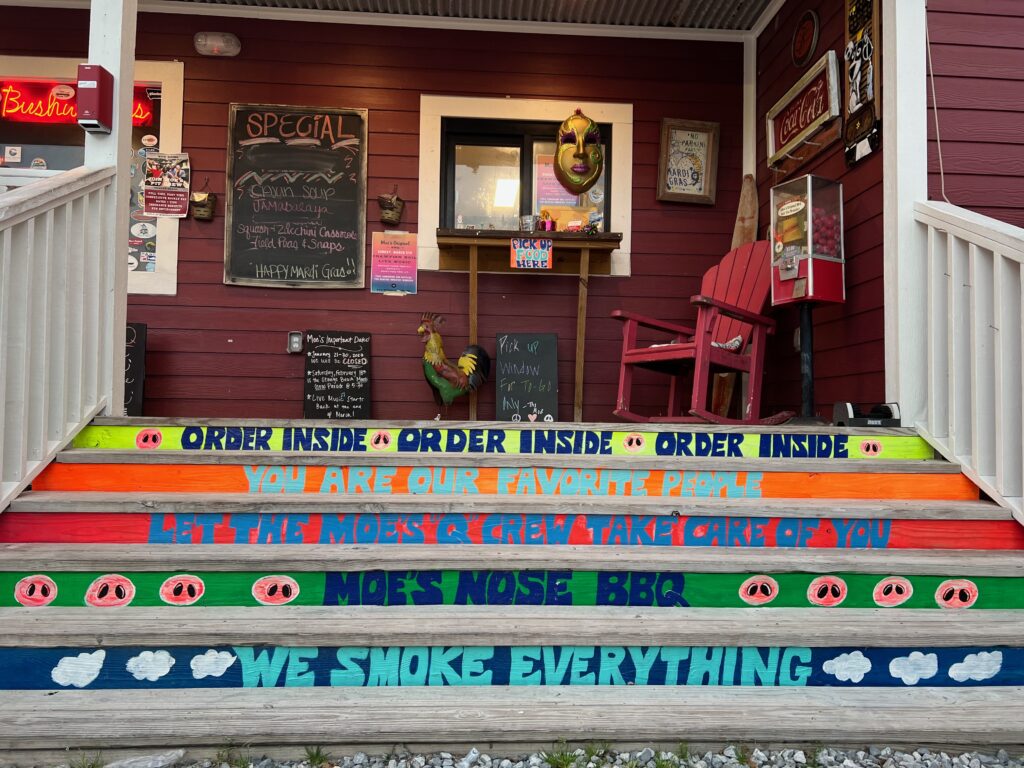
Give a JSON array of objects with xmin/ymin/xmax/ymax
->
[{"xmin": 612, "ymin": 240, "xmax": 782, "ymax": 425}]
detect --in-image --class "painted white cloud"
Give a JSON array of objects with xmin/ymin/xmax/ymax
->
[
  {"xmin": 51, "ymin": 649, "xmax": 106, "ymax": 688},
  {"xmin": 949, "ymin": 650, "xmax": 1003, "ymax": 682},
  {"xmin": 889, "ymin": 651, "xmax": 938, "ymax": 685},
  {"xmin": 126, "ymin": 650, "xmax": 176, "ymax": 682},
  {"xmin": 822, "ymin": 651, "xmax": 872, "ymax": 683},
  {"xmin": 190, "ymin": 649, "xmax": 236, "ymax": 679}
]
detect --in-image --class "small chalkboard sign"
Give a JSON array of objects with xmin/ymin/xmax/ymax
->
[
  {"xmin": 303, "ymin": 330, "xmax": 371, "ymax": 419},
  {"xmin": 495, "ymin": 332, "xmax": 558, "ymax": 422},
  {"xmin": 124, "ymin": 323, "xmax": 147, "ymax": 417},
  {"xmin": 224, "ymin": 103, "xmax": 367, "ymax": 289}
]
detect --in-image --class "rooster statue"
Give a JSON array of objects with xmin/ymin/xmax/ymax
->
[{"xmin": 417, "ymin": 313, "xmax": 491, "ymax": 411}]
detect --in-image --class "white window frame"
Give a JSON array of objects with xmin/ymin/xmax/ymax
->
[
  {"xmin": 418, "ymin": 94, "xmax": 633, "ymax": 275},
  {"xmin": 0, "ymin": 55, "xmax": 184, "ymax": 295}
]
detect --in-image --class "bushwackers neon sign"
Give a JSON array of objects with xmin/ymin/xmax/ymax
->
[{"xmin": 0, "ymin": 81, "xmax": 153, "ymax": 127}]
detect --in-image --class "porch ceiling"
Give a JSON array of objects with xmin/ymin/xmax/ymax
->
[{"xmin": 159, "ymin": 0, "xmax": 775, "ymax": 31}]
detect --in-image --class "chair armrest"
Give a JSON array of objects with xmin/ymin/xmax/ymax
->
[
  {"xmin": 689, "ymin": 295, "xmax": 775, "ymax": 330},
  {"xmin": 611, "ymin": 309, "xmax": 696, "ymax": 337}
]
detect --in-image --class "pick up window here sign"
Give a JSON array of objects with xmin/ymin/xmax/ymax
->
[{"xmin": 510, "ymin": 237, "xmax": 553, "ymax": 269}]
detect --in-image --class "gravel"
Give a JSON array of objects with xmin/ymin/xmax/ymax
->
[{"xmin": 11, "ymin": 746, "xmax": 1024, "ymax": 768}]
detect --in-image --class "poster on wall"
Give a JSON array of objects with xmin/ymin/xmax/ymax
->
[
  {"xmin": 224, "ymin": 103, "xmax": 367, "ymax": 289},
  {"xmin": 142, "ymin": 152, "xmax": 190, "ymax": 217},
  {"xmin": 370, "ymin": 231, "xmax": 417, "ymax": 294},
  {"xmin": 844, "ymin": 0, "xmax": 881, "ymax": 165}
]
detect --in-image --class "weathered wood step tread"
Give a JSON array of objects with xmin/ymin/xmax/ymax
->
[
  {"xmin": 3, "ymin": 606, "xmax": 1024, "ymax": 646},
  {"xmin": 11, "ymin": 492, "xmax": 1007, "ymax": 519},
  {"xmin": 2, "ymin": 543, "xmax": 1021, "ymax": 575},
  {"xmin": 1, "ymin": 687, "xmax": 1022, "ymax": 749},
  {"xmin": 54, "ymin": 450, "xmax": 958, "ymax": 475},
  {"xmin": 54, "ymin": 450, "xmax": 959, "ymax": 472}
]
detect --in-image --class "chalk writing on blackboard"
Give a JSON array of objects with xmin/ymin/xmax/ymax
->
[
  {"xmin": 124, "ymin": 323, "xmax": 147, "ymax": 417},
  {"xmin": 496, "ymin": 333, "xmax": 558, "ymax": 422},
  {"xmin": 224, "ymin": 104, "xmax": 367, "ymax": 289},
  {"xmin": 303, "ymin": 330, "xmax": 371, "ymax": 419}
]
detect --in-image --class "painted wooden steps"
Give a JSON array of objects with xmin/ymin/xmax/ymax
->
[
  {"xmin": 5, "ymin": 605, "xmax": 1024, "ymax": 645},
  {"xmin": 3, "ymin": 687, "xmax": 1023, "ymax": 750},
  {"xmin": 2, "ymin": 418, "xmax": 1022, "ymax": 751},
  {"xmin": 8, "ymin": 491, "xmax": 1010, "ymax": 519},
  {"xmin": 2, "ymin": 544, "xmax": 1023, "ymax": 609}
]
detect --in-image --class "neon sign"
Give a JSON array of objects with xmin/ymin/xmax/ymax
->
[{"xmin": 0, "ymin": 81, "xmax": 154, "ymax": 127}]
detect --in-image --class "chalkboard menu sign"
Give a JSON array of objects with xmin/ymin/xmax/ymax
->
[
  {"xmin": 224, "ymin": 103, "xmax": 367, "ymax": 289},
  {"xmin": 303, "ymin": 330, "xmax": 371, "ymax": 419},
  {"xmin": 496, "ymin": 332, "xmax": 558, "ymax": 422},
  {"xmin": 124, "ymin": 323, "xmax": 147, "ymax": 417}
]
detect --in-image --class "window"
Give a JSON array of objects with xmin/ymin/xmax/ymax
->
[
  {"xmin": 0, "ymin": 56, "xmax": 184, "ymax": 295},
  {"xmin": 418, "ymin": 95, "xmax": 634, "ymax": 275},
  {"xmin": 440, "ymin": 117, "xmax": 612, "ymax": 232}
]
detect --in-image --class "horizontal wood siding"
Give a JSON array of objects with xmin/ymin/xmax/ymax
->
[
  {"xmin": 2, "ymin": 9, "xmax": 745, "ymax": 421},
  {"xmin": 756, "ymin": 0, "xmax": 886, "ymax": 416},
  {"xmin": 926, "ymin": 1, "xmax": 1024, "ymax": 228}
]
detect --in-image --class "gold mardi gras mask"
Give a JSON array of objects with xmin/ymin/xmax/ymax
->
[{"xmin": 554, "ymin": 109, "xmax": 604, "ymax": 195}]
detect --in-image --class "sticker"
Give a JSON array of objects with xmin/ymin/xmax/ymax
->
[
  {"xmin": 51, "ymin": 84, "xmax": 75, "ymax": 101},
  {"xmin": 130, "ymin": 222, "xmax": 157, "ymax": 239},
  {"xmin": 778, "ymin": 200, "xmax": 806, "ymax": 217},
  {"xmin": 30, "ymin": 157, "xmax": 47, "ymax": 170},
  {"xmin": 4, "ymin": 146, "xmax": 22, "ymax": 163},
  {"xmin": 141, "ymin": 134, "xmax": 159, "ymax": 148},
  {"xmin": 128, "ymin": 253, "xmax": 139, "ymax": 271},
  {"xmin": 792, "ymin": 278, "xmax": 807, "ymax": 299},
  {"xmin": 131, "ymin": 209, "xmax": 155, "ymax": 222}
]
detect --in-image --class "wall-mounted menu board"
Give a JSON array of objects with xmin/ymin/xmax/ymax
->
[
  {"xmin": 303, "ymin": 330, "xmax": 371, "ymax": 419},
  {"xmin": 496, "ymin": 332, "xmax": 558, "ymax": 422},
  {"xmin": 224, "ymin": 103, "xmax": 367, "ymax": 289}
]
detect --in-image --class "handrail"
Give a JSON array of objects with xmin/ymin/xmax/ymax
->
[
  {"xmin": 911, "ymin": 200, "xmax": 1024, "ymax": 521},
  {"xmin": 0, "ymin": 166, "xmax": 116, "ymax": 228},
  {"xmin": 0, "ymin": 165, "xmax": 117, "ymax": 512},
  {"xmin": 914, "ymin": 200, "xmax": 1024, "ymax": 264}
]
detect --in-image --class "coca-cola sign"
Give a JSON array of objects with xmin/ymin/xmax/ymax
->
[{"xmin": 767, "ymin": 50, "xmax": 840, "ymax": 167}]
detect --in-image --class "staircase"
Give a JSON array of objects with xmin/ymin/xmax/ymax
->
[{"xmin": 1, "ymin": 418, "xmax": 1022, "ymax": 756}]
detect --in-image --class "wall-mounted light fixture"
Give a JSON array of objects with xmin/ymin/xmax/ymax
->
[{"xmin": 194, "ymin": 32, "xmax": 241, "ymax": 57}]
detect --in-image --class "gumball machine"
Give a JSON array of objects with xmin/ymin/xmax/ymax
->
[
  {"xmin": 770, "ymin": 175, "xmax": 845, "ymax": 305},
  {"xmin": 769, "ymin": 175, "xmax": 846, "ymax": 421}
]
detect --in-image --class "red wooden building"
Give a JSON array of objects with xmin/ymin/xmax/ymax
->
[{"xmin": 1, "ymin": 0, "xmax": 1023, "ymax": 752}]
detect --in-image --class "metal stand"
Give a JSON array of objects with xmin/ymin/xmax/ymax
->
[
  {"xmin": 788, "ymin": 302, "xmax": 829, "ymax": 426},
  {"xmin": 800, "ymin": 302, "xmax": 815, "ymax": 419}
]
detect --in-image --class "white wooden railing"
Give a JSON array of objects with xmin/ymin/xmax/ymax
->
[
  {"xmin": 913, "ymin": 200, "xmax": 1024, "ymax": 520},
  {"xmin": 0, "ymin": 166, "xmax": 118, "ymax": 512}
]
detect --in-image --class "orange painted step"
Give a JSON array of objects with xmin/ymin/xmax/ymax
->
[{"xmin": 32, "ymin": 463, "xmax": 980, "ymax": 501}]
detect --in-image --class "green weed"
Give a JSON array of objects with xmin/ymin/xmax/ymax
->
[
  {"xmin": 305, "ymin": 746, "xmax": 333, "ymax": 768},
  {"xmin": 69, "ymin": 753, "xmax": 104, "ymax": 768},
  {"xmin": 542, "ymin": 742, "xmax": 577, "ymax": 768},
  {"xmin": 583, "ymin": 743, "xmax": 610, "ymax": 764}
]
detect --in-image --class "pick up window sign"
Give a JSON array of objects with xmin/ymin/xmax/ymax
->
[{"xmin": 511, "ymin": 237, "xmax": 553, "ymax": 269}]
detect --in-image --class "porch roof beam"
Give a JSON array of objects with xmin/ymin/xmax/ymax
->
[{"xmin": 5, "ymin": 0, "xmax": 756, "ymax": 42}]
